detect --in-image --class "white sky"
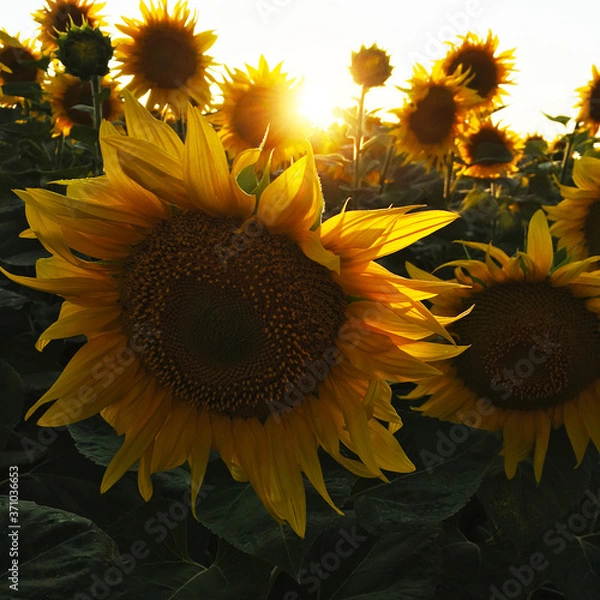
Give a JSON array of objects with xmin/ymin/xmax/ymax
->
[{"xmin": 5, "ymin": 0, "xmax": 599, "ymax": 138}]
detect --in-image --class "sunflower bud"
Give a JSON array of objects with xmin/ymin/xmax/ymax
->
[
  {"xmin": 56, "ymin": 22, "xmax": 113, "ymax": 81},
  {"xmin": 349, "ymin": 44, "xmax": 393, "ymax": 89}
]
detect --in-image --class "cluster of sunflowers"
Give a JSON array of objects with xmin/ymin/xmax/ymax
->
[{"xmin": 1, "ymin": 1, "xmax": 600, "ymax": 599}]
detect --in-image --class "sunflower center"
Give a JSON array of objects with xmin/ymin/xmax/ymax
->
[
  {"xmin": 451, "ymin": 281, "xmax": 600, "ymax": 410},
  {"xmin": 447, "ymin": 48, "xmax": 498, "ymax": 99},
  {"xmin": 584, "ymin": 200, "xmax": 600, "ymax": 256},
  {"xmin": 119, "ymin": 211, "xmax": 347, "ymax": 420},
  {"xmin": 232, "ymin": 86, "xmax": 297, "ymax": 148},
  {"xmin": 54, "ymin": 5, "xmax": 89, "ymax": 34},
  {"xmin": 589, "ymin": 80, "xmax": 600, "ymax": 123},
  {"xmin": 138, "ymin": 24, "xmax": 198, "ymax": 89},
  {"xmin": 466, "ymin": 127, "xmax": 512, "ymax": 166},
  {"xmin": 409, "ymin": 85, "xmax": 456, "ymax": 144},
  {"xmin": 0, "ymin": 47, "xmax": 37, "ymax": 83}
]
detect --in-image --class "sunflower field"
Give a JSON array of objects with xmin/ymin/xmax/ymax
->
[{"xmin": 1, "ymin": 1, "xmax": 600, "ymax": 599}]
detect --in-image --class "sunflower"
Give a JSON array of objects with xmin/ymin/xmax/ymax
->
[
  {"xmin": 350, "ymin": 43, "xmax": 393, "ymax": 89},
  {"xmin": 458, "ymin": 119, "xmax": 523, "ymax": 178},
  {"xmin": 0, "ymin": 32, "xmax": 45, "ymax": 104},
  {"xmin": 391, "ymin": 62, "xmax": 479, "ymax": 170},
  {"xmin": 33, "ymin": 0, "xmax": 105, "ymax": 50},
  {"xmin": 45, "ymin": 72, "xmax": 122, "ymax": 136},
  {"xmin": 575, "ymin": 65, "xmax": 600, "ymax": 136},
  {"xmin": 404, "ymin": 210, "xmax": 600, "ymax": 482},
  {"xmin": 440, "ymin": 30, "xmax": 515, "ymax": 110},
  {"xmin": 545, "ymin": 155, "xmax": 600, "ymax": 259},
  {"xmin": 211, "ymin": 56, "xmax": 309, "ymax": 167},
  {"xmin": 1, "ymin": 91, "xmax": 463, "ymax": 537},
  {"xmin": 114, "ymin": 0, "xmax": 216, "ymax": 111}
]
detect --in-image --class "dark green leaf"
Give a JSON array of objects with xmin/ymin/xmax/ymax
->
[
  {"xmin": 0, "ymin": 359, "xmax": 23, "ymax": 449},
  {"xmin": 353, "ymin": 412, "xmax": 499, "ymax": 532},
  {"xmin": 0, "ymin": 498, "xmax": 120, "ymax": 600},
  {"xmin": 542, "ymin": 113, "xmax": 571, "ymax": 126}
]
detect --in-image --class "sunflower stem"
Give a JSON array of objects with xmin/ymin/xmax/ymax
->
[
  {"xmin": 559, "ymin": 121, "xmax": 580, "ymax": 185},
  {"xmin": 378, "ymin": 136, "xmax": 396, "ymax": 194},
  {"xmin": 90, "ymin": 75, "xmax": 104, "ymax": 176},
  {"xmin": 443, "ymin": 151, "xmax": 454, "ymax": 208},
  {"xmin": 351, "ymin": 85, "xmax": 368, "ymax": 207},
  {"xmin": 176, "ymin": 109, "xmax": 187, "ymax": 141},
  {"xmin": 54, "ymin": 133, "xmax": 65, "ymax": 169}
]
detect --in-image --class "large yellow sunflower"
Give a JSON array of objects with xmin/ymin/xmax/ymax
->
[
  {"xmin": 391, "ymin": 63, "xmax": 479, "ymax": 170},
  {"xmin": 114, "ymin": 0, "xmax": 216, "ymax": 111},
  {"xmin": 1, "ymin": 91, "xmax": 464, "ymax": 537},
  {"xmin": 545, "ymin": 155, "xmax": 600, "ymax": 259},
  {"xmin": 33, "ymin": 0, "xmax": 105, "ymax": 50},
  {"xmin": 458, "ymin": 119, "xmax": 523, "ymax": 179},
  {"xmin": 0, "ymin": 32, "xmax": 45, "ymax": 104},
  {"xmin": 405, "ymin": 210, "xmax": 600, "ymax": 482},
  {"xmin": 575, "ymin": 65, "xmax": 600, "ymax": 136},
  {"xmin": 211, "ymin": 56, "xmax": 309, "ymax": 168},
  {"xmin": 45, "ymin": 72, "xmax": 122, "ymax": 136},
  {"xmin": 440, "ymin": 30, "xmax": 515, "ymax": 110}
]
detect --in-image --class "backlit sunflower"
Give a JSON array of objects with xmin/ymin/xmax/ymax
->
[
  {"xmin": 114, "ymin": 0, "xmax": 216, "ymax": 111},
  {"xmin": 391, "ymin": 63, "xmax": 479, "ymax": 170},
  {"xmin": 574, "ymin": 65, "xmax": 600, "ymax": 136},
  {"xmin": 0, "ymin": 32, "xmax": 45, "ymax": 104},
  {"xmin": 545, "ymin": 155, "xmax": 600, "ymax": 259},
  {"xmin": 45, "ymin": 72, "xmax": 122, "ymax": 136},
  {"xmin": 33, "ymin": 0, "xmax": 105, "ymax": 50},
  {"xmin": 350, "ymin": 43, "xmax": 393, "ymax": 89},
  {"xmin": 211, "ymin": 56, "xmax": 309, "ymax": 167},
  {"xmin": 458, "ymin": 120, "xmax": 523, "ymax": 178},
  {"xmin": 405, "ymin": 210, "xmax": 600, "ymax": 482},
  {"xmin": 2, "ymin": 91, "xmax": 463, "ymax": 537},
  {"xmin": 440, "ymin": 30, "xmax": 515, "ymax": 110}
]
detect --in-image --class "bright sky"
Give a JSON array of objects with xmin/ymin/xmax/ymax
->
[{"xmin": 5, "ymin": 0, "xmax": 598, "ymax": 139}]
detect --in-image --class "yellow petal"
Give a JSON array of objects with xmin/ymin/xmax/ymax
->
[
  {"xmin": 533, "ymin": 411, "xmax": 551, "ymax": 483},
  {"xmin": 526, "ymin": 210, "xmax": 553, "ymax": 278},
  {"xmin": 189, "ymin": 410, "xmax": 212, "ymax": 520}
]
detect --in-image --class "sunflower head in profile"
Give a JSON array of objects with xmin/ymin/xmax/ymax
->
[
  {"xmin": 114, "ymin": 0, "xmax": 216, "ymax": 111},
  {"xmin": 458, "ymin": 119, "xmax": 523, "ymax": 178},
  {"xmin": 405, "ymin": 210, "xmax": 600, "ymax": 482},
  {"xmin": 1, "ymin": 91, "xmax": 463, "ymax": 537},
  {"xmin": 390, "ymin": 62, "xmax": 479, "ymax": 170},
  {"xmin": 545, "ymin": 155, "xmax": 600, "ymax": 260},
  {"xmin": 350, "ymin": 43, "xmax": 393, "ymax": 89},
  {"xmin": 575, "ymin": 65, "xmax": 600, "ymax": 136},
  {"xmin": 440, "ymin": 30, "xmax": 515, "ymax": 110},
  {"xmin": 45, "ymin": 71, "xmax": 121, "ymax": 136},
  {"xmin": 211, "ymin": 56, "xmax": 310, "ymax": 168},
  {"xmin": 0, "ymin": 32, "xmax": 45, "ymax": 104},
  {"xmin": 33, "ymin": 0, "xmax": 106, "ymax": 50}
]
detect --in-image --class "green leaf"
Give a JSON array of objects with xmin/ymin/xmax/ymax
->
[
  {"xmin": 477, "ymin": 428, "xmax": 599, "ymax": 554},
  {"xmin": 353, "ymin": 412, "xmax": 500, "ymax": 532},
  {"xmin": 542, "ymin": 112, "xmax": 572, "ymax": 126},
  {"xmin": 196, "ymin": 455, "xmax": 355, "ymax": 578},
  {"xmin": 326, "ymin": 525, "xmax": 441, "ymax": 599},
  {"xmin": 69, "ymin": 124, "xmax": 99, "ymax": 147},
  {"xmin": 461, "ymin": 186, "xmax": 492, "ymax": 211},
  {"xmin": 106, "ymin": 499, "xmax": 271, "ymax": 599},
  {"xmin": 235, "ymin": 161, "xmax": 270, "ymax": 199},
  {"xmin": 0, "ymin": 498, "xmax": 120, "ymax": 600},
  {"xmin": 68, "ymin": 414, "xmax": 125, "ymax": 469},
  {"xmin": 0, "ymin": 82, "xmax": 43, "ymax": 102},
  {"xmin": 0, "ymin": 359, "xmax": 23, "ymax": 449}
]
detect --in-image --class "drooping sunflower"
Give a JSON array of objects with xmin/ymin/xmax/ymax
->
[
  {"xmin": 405, "ymin": 210, "xmax": 600, "ymax": 482},
  {"xmin": 440, "ymin": 30, "xmax": 515, "ymax": 110},
  {"xmin": 350, "ymin": 43, "xmax": 393, "ymax": 89},
  {"xmin": 2, "ymin": 91, "xmax": 464, "ymax": 537},
  {"xmin": 545, "ymin": 155, "xmax": 600, "ymax": 259},
  {"xmin": 211, "ymin": 56, "xmax": 309, "ymax": 167},
  {"xmin": 33, "ymin": 0, "xmax": 105, "ymax": 50},
  {"xmin": 114, "ymin": 0, "xmax": 216, "ymax": 111},
  {"xmin": 391, "ymin": 63, "xmax": 480, "ymax": 170},
  {"xmin": 574, "ymin": 65, "xmax": 600, "ymax": 136},
  {"xmin": 45, "ymin": 71, "xmax": 122, "ymax": 136},
  {"xmin": 0, "ymin": 32, "xmax": 45, "ymax": 104},
  {"xmin": 458, "ymin": 119, "xmax": 523, "ymax": 178}
]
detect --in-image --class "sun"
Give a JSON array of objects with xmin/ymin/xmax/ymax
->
[{"xmin": 299, "ymin": 86, "xmax": 337, "ymax": 130}]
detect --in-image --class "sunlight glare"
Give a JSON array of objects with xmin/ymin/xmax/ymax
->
[{"xmin": 299, "ymin": 87, "xmax": 337, "ymax": 130}]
